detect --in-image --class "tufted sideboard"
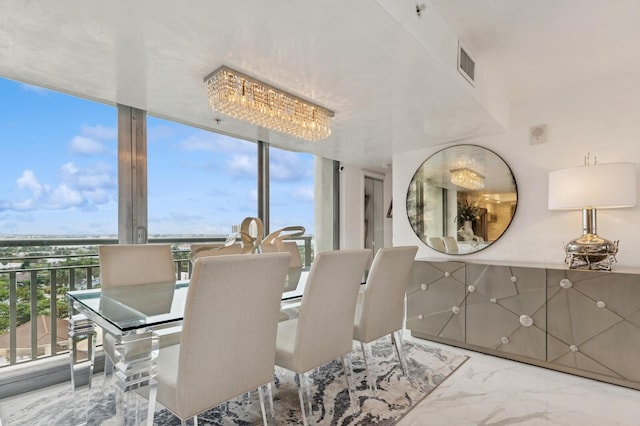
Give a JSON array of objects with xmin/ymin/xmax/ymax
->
[{"xmin": 407, "ymin": 259, "xmax": 640, "ymax": 390}]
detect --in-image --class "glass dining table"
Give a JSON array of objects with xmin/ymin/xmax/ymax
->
[{"xmin": 66, "ymin": 268, "xmax": 307, "ymax": 426}]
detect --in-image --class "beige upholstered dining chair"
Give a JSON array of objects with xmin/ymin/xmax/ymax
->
[
  {"xmin": 99, "ymin": 244, "xmax": 176, "ymax": 288},
  {"xmin": 427, "ymin": 237, "xmax": 446, "ymax": 252},
  {"xmin": 352, "ymin": 245, "xmax": 418, "ymax": 392},
  {"xmin": 279, "ymin": 241, "xmax": 304, "ymax": 292},
  {"xmin": 275, "ymin": 249, "xmax": 371, "ymax": 426},
  {"xmin": 260, "ymin": 226, "xmax": 305, "ymax": 291},
  {"xmin": 149, "ymin": 252, "xmax": 291, "ymax": 425},
  {"xmin": 442, "ymin": 236, "xmax": 459, "ymax": 254},
  {"xmin": 98, "ymin": 244, "xmax": 178, "ymax": 383}
]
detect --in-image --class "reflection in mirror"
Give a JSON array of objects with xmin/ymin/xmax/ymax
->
[{"xmin": 406, "ymin": 144, "xmax": 517, "ymax": 254}]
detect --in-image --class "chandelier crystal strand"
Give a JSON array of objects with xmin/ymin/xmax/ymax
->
[
  {"xmin": 450, "ymin": 168, "xmax": 485, "ymax": 190},
  {"xmin": 205, "ymin": 66, "xmax": 333, "ymax": 141}
]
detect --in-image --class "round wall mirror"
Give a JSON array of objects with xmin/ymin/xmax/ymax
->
[{"xmin": 406, "ymin": 144, "xmax": 517, "ymax": 254}]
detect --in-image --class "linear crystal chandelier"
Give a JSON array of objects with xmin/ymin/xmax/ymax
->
[
  {"xmin": 204, "ymin": 66, "xmax": 334, "ymax": 141},
  {"xmin": 450, "ymin": 167, "xmax": 485, "ymax": 190}
]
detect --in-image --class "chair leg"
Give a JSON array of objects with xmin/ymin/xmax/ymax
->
[
  {"xmin": 360, "ymin": 341, "xmax": 377, "ymax": 394},
  {"xmin": 295, "ymin": 373, "xmax": 310, "ymax": 426},
  {"xmin": 304, "ymin": 370, "xmax": 314, "ymax": 416},
  {"xmin": 391, "ymin": 330, "xmax": 408, "ymax": 375},
  {"xmin": 266, "ymin": 382, "xmax": 275, "ymax": 422},
  {"xmin": 403, "ymin": 293, "xmax": 408, "ymax": 336},
  {"xmin": 179, "ymin": 416, "xmax": 197, "ymax": 426},
  {"xmin": 258, "ymin": 385, "xmax": 269, "ymax": 425},
  {"xmin": 341, "ymin": 355, "xmax": 357, "ymax": 413}
]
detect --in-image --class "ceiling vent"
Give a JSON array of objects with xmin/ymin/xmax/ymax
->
[{"xmin": 457, "ymin": 40, "xmax": 475, "ymax": 86}]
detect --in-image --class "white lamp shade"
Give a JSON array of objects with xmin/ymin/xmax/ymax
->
[{"xmin": 548, "ymin": 162, "xmax": 637, "ymax": 210}]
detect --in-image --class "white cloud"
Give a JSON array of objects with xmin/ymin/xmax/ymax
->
[
  {"xmin": 60, "ymin": 161, "xmax": 115, "ymax": 189},
  {"xmin": 47, "ymin": 184, "xmax": 82, "ymax": 209},
  {"xmin": 1, "ymin": 163, "xmax": 116, "ymax": 213},
  {"xmin": 60, "ymin": 162, "xmax": 79, "ymax": 175},
  {"xmin": 180, "ymin": 131, "xmax": 255, "ymax": 155},
  {"xmin": 270, "ymin": 150, "xmax": 313, "ymax": 182},
  {"xmin": 81, "ymin": 188, "xmax": 109, "ymax": 204},
  {"xmin": 11, "ymin": 199, "xmax": 37, "ymax": 211},
  {"xmin": 66, "ymin": 124, "xmax": 115, "ymax": 155},
  {"xmin": 80, "ymin": 124, "xmax": 116, "ymax": 140},
  {"xmin": 227, "ymin": 155, "xmax": 257, "ymax": 179},
  {"xmin": 16, "ymin": 170, "xmax": 43, "ymax": 197},
  {"xmin": 181, "ymin": 136, "xmax": 217, "ymax": 152},
  {"xmin": 291, "ymin": 187, "xmax": 314, "ymax": 203},
  {"xmin": 69, "ymin": 136, "xmax": 106, "ymax": 155},
  {"xmin": 148, "ymin": 124, "xmax": 176, "ymax": 142}
]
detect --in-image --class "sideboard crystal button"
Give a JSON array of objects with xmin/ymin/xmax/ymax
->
[
  {"xmin": 451, "ymin": 306, "xmax": 460, "ymax": 315},
  {"xmin": 519, "ymin": 314, "xmax": 534, "ymax": 327},
  {"xmin": 596, "ymin": 301, "xmax": 606, "ymax": 309},
  {"xmin": 417, "ymin": 314, "xmax": 424, "ymax": 320},
  {"xmin": 467, "ymin": 285, "xmax": 476, "ymax": 293},
  {"xmin": 490, "ymin": 297, "xmax": 497, "ymax": 303},
  {"xmin": 560, "ymin": 278, "xmax": 573, "ymax": 289},
  {"xmin": 570, "ymin": 345, "xmax": 579, "ymax": 353},
  {"xmin": 501, "ymin": 336, "xmax": 510, "ymax": 345},
  {"xmin": 510, "ymin": 276, "xmax": 517, "ymax": 283},
  {"xmin": 444, "ymin": 271, "xmax": 451, "ymax": 278},
  {"xmin": 420, "ymin": 283, "xmax": 428, "ymax": 290}
]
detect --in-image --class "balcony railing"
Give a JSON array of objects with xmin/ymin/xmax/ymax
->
[{"xmin": 0, "ymin": 235, "xmax": 313, "ymax": 368}]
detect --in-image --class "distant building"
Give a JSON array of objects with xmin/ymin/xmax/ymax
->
[
  {"xmin": 0, "ymin": 262, "xmax": 22, "ymax": 270},
  {"xmin": 0, "ymin": 315, "xmax": 69, "ymax": 365}
]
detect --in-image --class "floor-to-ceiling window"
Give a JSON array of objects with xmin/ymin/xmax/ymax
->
[
  {"xmin": 268, "ymin": 146, "xmax": 315, "ymax": 234},
  {"xmin": 0, "ymin": 77, "xmax": 117, "ymax": 366},
  {"xmin": 0, "ymin": 77, "xmax": 118, "ymax": 236},
  {"xmin": 0, "ymin": 77, "xmax": 340, "ymax": 404},
  {"xmin": 268, "ymin": 145, "xmax": 317, "ymax": 266},
  {"xmin": 0, "ymin": 75, "xmax": 336, "ymax": 373},
  {"xmin": 0, "ymin": 76, "xmax": 331, "ymax": 245},
  {"xmin": 146, "ymin": 116, "xmax": 258, "ymax": 236}
]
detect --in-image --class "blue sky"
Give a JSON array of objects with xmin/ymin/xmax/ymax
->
[{"xmin": 0, "ymin": 77, "xmax": 315, "ymax": 236}]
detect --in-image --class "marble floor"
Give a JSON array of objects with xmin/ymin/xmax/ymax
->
[
  {"xmin": 398, "ymin": 336, "xmax": 640, "ymax": 426},
  {"xmin": 2, "ymin": 336, "xmax": 639, "ymax": 425}
]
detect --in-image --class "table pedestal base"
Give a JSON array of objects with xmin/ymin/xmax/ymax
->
[{"xmin": 112, "ymin": 330, "xmax": 159, "ymax": 426}]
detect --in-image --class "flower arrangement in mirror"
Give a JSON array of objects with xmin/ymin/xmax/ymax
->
[
  {"xmin": 457, "ymin": 201, "xmax": 481, "ymax": 222},
  {"xmin": 457, "ymin": 201, "xmax": 481, "ymax": 242}
]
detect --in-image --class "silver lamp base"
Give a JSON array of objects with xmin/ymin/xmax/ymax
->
[
  {"xmin": 564, "ymin": 233, "xmax": 618, "ymax": 271},
  {"xmin": 563, "ymin": 208, "xmax": 619, "ymax": 271}
]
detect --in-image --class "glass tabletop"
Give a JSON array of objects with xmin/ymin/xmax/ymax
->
[
  {"xmin": 67, "ymin": 268, "xmax": 308, "ymax": 333},
  {"xmin": 67, "ymin": 280, "xmax": 190, "ymax": 332}
]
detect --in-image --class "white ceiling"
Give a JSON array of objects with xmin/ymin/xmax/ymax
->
[
  {"xmin": 430, "ymin": 0, "xmax": 640, "ymax": 103},
  {"xmin": 1, "ymin": 0, "xmax": 639, "ymax": 168}
]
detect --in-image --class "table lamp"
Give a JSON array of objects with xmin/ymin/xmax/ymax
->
[{"xmin": 548, "ymin": 157, "xmax": 637, "ymax": 270}]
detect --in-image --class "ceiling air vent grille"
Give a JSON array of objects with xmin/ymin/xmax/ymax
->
[{"xmin": 457, "ymin": 40, "xmax": 475, "ymax": 86}]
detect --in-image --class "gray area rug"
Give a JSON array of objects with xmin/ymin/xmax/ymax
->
[{"xmin": 3, "ymin": 337, "xmax": 468, "ymax": 425}]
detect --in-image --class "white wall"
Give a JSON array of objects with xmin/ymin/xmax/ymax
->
[{"xmin": 393, "ymin": 72, "xmax": 640, "ymax": 268}]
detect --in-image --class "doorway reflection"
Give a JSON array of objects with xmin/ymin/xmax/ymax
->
[{"xmin": 365, "ymin": 176, "xmax": 384, "ymax": 270}]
